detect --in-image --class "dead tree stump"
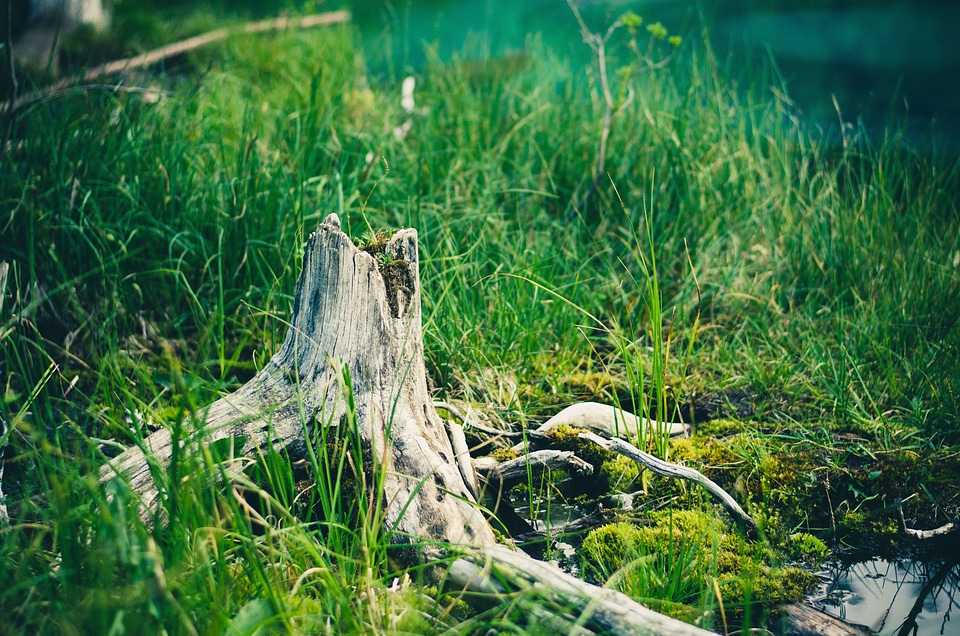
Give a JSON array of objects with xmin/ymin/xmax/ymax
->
[
  {"xmin": 100, "ymin": 213, "xmax": 717, "ymax": 635},
  {"xmin": 101, "ymin": 213, "xmax": 496, "ymax": 553}
]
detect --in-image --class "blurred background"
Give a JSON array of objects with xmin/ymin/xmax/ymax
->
[
  {"xmin": 352, "ymin": 0, "xmax": 960, "ymax": 146},
  {"xmin": 5, "ymin": 0, "xmax": 960, "ymax": 145}
]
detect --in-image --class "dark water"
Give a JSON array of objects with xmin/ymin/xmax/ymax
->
[
  {"xmin": 349, "ymin": 0, "xmax": 960, "ymax": 149},
  {"xmin": 812, "ymin": 557, "xmax": 960, "ymax": 636}
]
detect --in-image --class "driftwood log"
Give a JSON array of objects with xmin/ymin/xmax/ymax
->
[
  {"xmin": 773, "ymin": 604, "xmax": 872, "ymax": 636},
  {"xmin": 438, "ymin": 400, "xmax": 689, "ymax": 445},
  {"xmin": 534, "ymin": 402, "xmax": 689, "ymax": 439},
  {"xmin": 99, "ymin": 214, "xmax": 716, "ymax": 635}
]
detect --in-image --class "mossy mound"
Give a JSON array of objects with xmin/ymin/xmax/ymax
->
[
  {"xmin": 599, "ymin": 455, "xmax": 641, "ymax": 492},
  {"xmin": 542, "ymin": 424, "xmax": 613, "ymax": 471},
  {"xmin": 580, "ymin": 510, "xmax": 820, "ymax": 628}
]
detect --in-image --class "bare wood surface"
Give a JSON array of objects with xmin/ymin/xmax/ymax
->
[
  {"xmin": 445, "ymin": 419, "xmax": 480, "ymax": 500},
  {"xmin": 0, "ymin": 262, "xmax": 8, "ymax": 312},
  {"xmin": 475, "ymin": 449, "xmax": 593, "ymax": 491},
  {"xmin": 435, "ymin": 400, "xmax": 528, "ymax": 440},
  {"xmin": 775, "ymin": 603, "xmax": 873, "ymax": 636},
  {"xmin": 100, "ymin": 213, "xmax": 496, "ymax": 553},
  {"xmin": 580, "ymin": 431, "xmax": 758, "ymax": 536},
  {"xmin": 539, "ymin": 402, "xmax": 690, "ymax": 437},
  {"xmin": 512, "ymin": 402, "xmax": 688, "ymax": 453},
  {"xmin": 92, "ymin": 12, "xmax": 351, "ymax": 79},
  {"xmin": 3, "ymin": 11, "xmax": 351, "ymax": 117},
  {"xmin": 903, "ymin": 520, "xmax": 957, "ymax": 539},
  {"xmin": 896, "ymin": 502, "xmax": 958, "ymax": 539}
]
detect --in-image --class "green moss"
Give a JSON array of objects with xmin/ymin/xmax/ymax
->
[
  {"xmin": 667, "ymin": 435, "xmax": 743, "ymax": 493},
  {"xmin": 580, "ymin": 509, "xmax": 822, "ymax": 627},
  {"xmin": 719, "ymin": 565, "xmax": 817, "ymax": 607},
  {"xmin": 694, "ymin": 418, "xmax": 745, "ymax": 438},
  {"xmin": 560, "ymin": 370, "xmax": 617, "ymax": 399},
  {"xmin": 581, "ymin": 510, "xmax": 729, "ymax": 582},
  {"xmin": 580, "ymin": 521, "xmax": 645, "ymax": 579},
  {"xmin": 151, "ymin": 405, "xmax": 184, "ymax": 425},
  {"xmin": 750, "ymin": 452, "xmax": 825, "ymax": 528},
  {"xmin": 599, "ymin": 455, "xmax": 640, "ymax": 491},
  {"xmin": 543, "ymin": 424, "xmax": 612, "ymax": 468},
  {"xmin": 543, "ymin": 423, "xmax": 584, "ymax": 445},
  {"xmin": 782, "ymin": 532, "xmax": 830, "ymax": 564},
  {"xmin": 490, "ymin": 447, "xmax": 519, "ymax": 462},
  {"xmin": 837, "ymin": 511, "xmax": 903, "ymax": 554}
]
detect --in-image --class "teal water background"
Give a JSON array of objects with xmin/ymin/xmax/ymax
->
[{"xmin": 348, "ymin": 0, "xmax": 960, "ymax": 149}]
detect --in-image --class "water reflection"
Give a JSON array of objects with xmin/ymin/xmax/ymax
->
[{"xmin": 813, "ymin": 557, "xmax": 960, "ymax": 636}]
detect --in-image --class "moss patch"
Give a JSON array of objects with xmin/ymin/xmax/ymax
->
[
  {"xmin": 599, "ymin": 455, "xmax": 641, "ymax": 492},
  {"xmin": 489, "ymin": 447, "xmax": 520, "ymax": 462},
  {"xmin": 580, "ymin": 510, "xmax": 820, "ymax": 629}
]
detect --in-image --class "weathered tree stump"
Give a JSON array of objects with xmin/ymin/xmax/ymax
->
[
  {"xmin": 99, "ymin": 214, "xmax": 717, "ymax": 635},
  {"xmin": 101, "ymin": 213, "xmax": 495, "ymax": 554}
]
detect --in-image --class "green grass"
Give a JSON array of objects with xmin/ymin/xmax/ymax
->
[{"xmin": 2, "ymin": 5, "xmax": 959, "ymax": 634}]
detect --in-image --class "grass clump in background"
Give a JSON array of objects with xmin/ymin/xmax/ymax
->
[{"xmin": 1, "ymin": 2, "xmax": 959, "ymax": 633}]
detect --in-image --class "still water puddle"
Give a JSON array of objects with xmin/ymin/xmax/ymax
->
[{"xmin": 812, "ymin": 558, "xmax": 959, "ymax": 636}]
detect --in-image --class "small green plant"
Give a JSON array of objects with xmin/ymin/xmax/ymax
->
[
  {"xmin": 784, "ymin": 532, "xmax": 830, "ymax": 564},
  {"xmin": 357, "ymin": 228, "xmax": 397, "ymax": 268},
  {"xmin": 567, "ymin": 1, "xmax": 681, "ymax": 213},
  {"xmin": 605, "ymin": 180, "xmax": 701, "ymax": 459},
  {"xmin": 357, "ymin": 228, "xmax": 396, "ymax": 254}
]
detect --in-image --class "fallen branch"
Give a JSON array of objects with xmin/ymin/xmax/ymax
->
[
  {"xmin": 903, "ymin": 520, "xmax": 958, "ymax": 540},
  {"xmin": 579, "ymin": 431, "xmax": 758, "ymax": 537},
  {"xmin": 511, "ymin": 402, "xmax": 688, "ymax": 454},
  {"xmin": 512, "ymin": 508, "xmax": 608, "ymax": 544},
  {"xmin": 474, "ymin": 449, "xmax": 595, "ymax": 537},
  {"xmin": 475, "ymin": 450, "xmax": 594, "ymax": 491},
  {"xmin": 435, "ymin": 400, "xmax": 529, "ymax": 440},
  {"xmin": 774, "ymin": 603, "xmax": 873, "ymax": 636},
  {"xmin": 445, "ymin": 419, "xmax": 481, "ymax": 501},
  {"xmin": 2, "ymin": 11, "xmax": 351, "ymax": 117},
  {"xmin": 896, "ymin": 502, "xmax": 958, "ymax": 539}
]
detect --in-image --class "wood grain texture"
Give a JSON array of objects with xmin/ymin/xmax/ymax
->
[{"xmin": 100, "ymin": 213, "xmax": 496, "ymax": 553}]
